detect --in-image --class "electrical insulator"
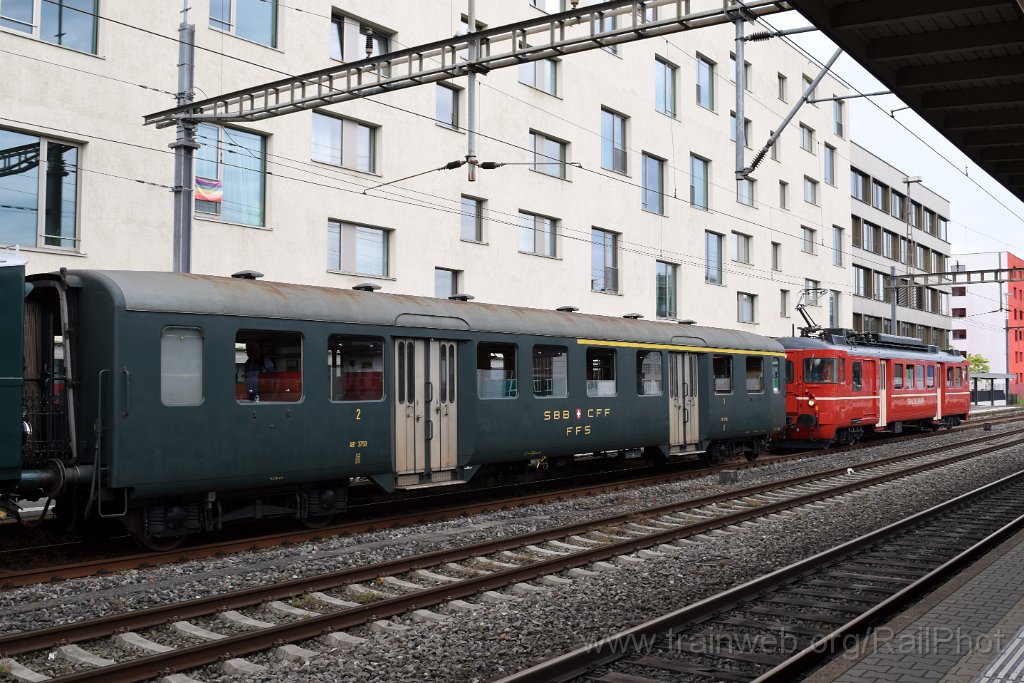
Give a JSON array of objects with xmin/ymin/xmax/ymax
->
[
  {"xmin": 744, "ymin": 30, "xmax": 774, "ymax": 42},
  {"xmin": 364, "ymin": 33, "xmax": 374, "ymax": 59}
]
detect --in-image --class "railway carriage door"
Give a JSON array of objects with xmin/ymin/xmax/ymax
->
[
  {"xmin": 430, "ymin": 340, "xmax": 458, "ymax": 473},
  {"xmin": 669, "ymin": 353, "xmax": 699, "ymax": 446},
  {"xmin": 394, "ymin": 339, "xmax": 426, "ymax": 475},
  {"xmin": 879, "ymin": 361, "xmax": 888, "ymax": 428}
]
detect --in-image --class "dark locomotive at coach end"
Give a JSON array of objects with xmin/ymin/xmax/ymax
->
[{"xmin": 0, "ymin": 256, "xmax": 786, "ymax": 547}]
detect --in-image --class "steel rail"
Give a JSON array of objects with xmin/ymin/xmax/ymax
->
[
  {"xmin": 496, "ymin": 469, "xmax": 1024, "ymax": 683},
  {"xmin": 11, "ymin": 434, "xmax": 1023, "ymax": 681}
]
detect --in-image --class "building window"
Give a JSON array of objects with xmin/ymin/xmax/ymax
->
[
  {"xmin": 161, "ymin": 327, "xmax": 204, "ymax": 406},
  {"xmin": 851, "ymin": 169, "xmax": 868, "ymax": 201},
  {"xmin": 772, "ymin": 242, "xmax": 781, "ymax": 271},
  {"xmin": 832, "ymin": 226, "xmax": 843, "ymax": 266},
  {"xmin": 730, "ymin": 113, "xmax": 752, "ymax": 147},
  {"xmin": 769, "ymin": 130, "xmax": 780, "ymax": 161},
  {"xmin": 601, "ymin": 109, "xmax": 627, "ymax": 173},
  {"xmin": 518, "ymin": 211, "xmax": 558, "ymax": 257},
  {"xmin": 656, "ymin": 261, "xmax": 677, "ymax": 318},
  {"xmin": 952, "ymin": 286, "xmax": 966, "ymax": 296},
  {"xmin": 779, "ymin": 181, "xmax": 789, "ymax": 210},
  {"xmin": 873, "ymin": 271, "xmax": 886, "ymax": 302},
  {"xmin": 833, "ymin": 99, "xmax": 845, "ymax": 138},
  {"xmin": 655, "ymin": 57, "xmax": 677, "ymax": 116},
  {"xmin": 330, "ymin": 13, "xmax": 390, "ymax": 74},
  {"xmin": 530, "ymin": 131, "xmax": 567, "ymax": 178},
  {"xmin": 436, "ymin": 84, "xmax": 459, "ymax": 129},
  {"xmin": 732, "ymin": 232, "xmax": 752, "ymax": 264},
  {"xmin": 533, "ymin": 345, "xmax": 568, "ymax": 398},
  {"xmin": 599, "ymin": 11, "xmax": 617, "ymax": 53},
  {"xmin": 952, "ymin": 329, "xmax": 966, "ymax": 340},
  {"xmin": 824, "ymin": 144, "xmax": 836, "ymax": 186},
  {"xmin": 435, "ymin": 268, "xmax": 460, "ymax": 298},
  {"xmin": 591, "ymin": 228, "xmax": 619, "ymax": 293},
  {"xmin": 804, "ymin": 177, "xmax": 819, "ymax": 205},
  {"xmin": 952, "ymin": 307, "xmax": 966, "ymax": 318},
  {"xmin": 729, "ymin": 53, "xmax": 751, "ymax": 90},
  {"xmin": 938, "ymin": 216, "xmax": 948, "ymax": 240},
  {"xmin": 705, "ymin": 231, "xmax": 723, "ymax": 285},
  {"xmin": 737, "ymin": 177, "xmax": 755, "ymax": 206},
  {"xmin": 829, "ymin": 290, "xmax": 840, "ymax": 327},
  {"xmin": 799, "ymin": 123, "xmax": 815, "ymax": 152},
  {"xmin": 802, "ymin": 74, "xmax": 816, "ymax": 101},
  {"xmin": 5, "ymin": 0, "xmax": 99, "ymax": 52},
  {"xmin": 213, "ymin": 0, "xmax": 278, "ymax": 48},
  {"xmin": 327, "ymin": 220, "xmax": 389, "ymax": 276},
  {"xmin": 924, "ymin": 209, "xmax": 935, "ymax": 235},
  {"xmin": 586, "ymin": 347, "xmax": 617, "ymax": 397},
  {"xmin": 890, "ymin": 191, "xmax": 904, "ymax": 220},
  {"xmin": 909, "ymin": 201, "xmax": 921, "ymax": 228},
  {"xmin": 642, "ymin": 153, "xmax": 665, "ymax": 214},
  {"xmin": 196, "ymin": 124, "xmax": 266, "ymax": 227},
  {"xmin": 460, "ymin": 195, "xmax": 484, "ymax": 242},
  {"xmin": 777, "ymin": 73, "xmax": 788, "ymax": 102},
  {"xmin": 696, "ymin": 55, "xmax": 714, "ymax": 110},
  {"xmin": 780, "ymin": 289, "xmax": 790, "ymax": 317},
  {"xmin": 520, "ymin": 58, "xmax": 558, "ymax": 95},
  {"xmin": 737, "ymin": 292, "xmax": 756, "ymax": 323},
  {"xmin": 0, "ymin": 127, "xmax": 80, "ymax": 249},
  {"xmin": 312, "ymin": 112, "xmax": 376, "ymax": 173},
  {"xmin": 853, "ymin": 266, "xmax": 868, "ymax": 297},
  {"xmin": 690, "ymin": 155, "xmax": 709, "ymax": 209},
  {"xmin": 801, "ymin": 227, "xmax": 816, "ymax": 254},
  {"xmin": 872, "ymin": 181, "xmax": 888, "ymax": 212},
  {"xmin": 805, "ymin": 278, "xmax": 820, "ymax": 306},
  {"xmin": 478, "ymin": 342, "xmax": 517, "ymax": 399}
]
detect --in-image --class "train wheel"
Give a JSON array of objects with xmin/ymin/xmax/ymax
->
[
  {"xmin": 701, "ymin": 443, "xmax": 723, "ymax": 467},
  {"xmin": 123, "ymin": 512, "xmax": 185, "ymax": 552},
  {"xmin": 301, "ymin": 514, "xmax": 336, "ymax": 529}
]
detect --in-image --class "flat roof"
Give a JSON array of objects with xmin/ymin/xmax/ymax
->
[{"xmin": 789, "ymin": 1, "xmax": 1024, "ymax": 203}]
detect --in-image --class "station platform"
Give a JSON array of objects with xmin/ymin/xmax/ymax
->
[{"xmin": 807, "ymin": 526, "xmax": 1024, "ymax": 683}]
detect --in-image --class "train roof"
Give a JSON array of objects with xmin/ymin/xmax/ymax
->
[
  {"xmin": 777, "ymin": 335, "xmax": 965, "ymax": 363},
  {"xmin": 45, "ymin": 270, "xmax": 784, "ymax": 354}
]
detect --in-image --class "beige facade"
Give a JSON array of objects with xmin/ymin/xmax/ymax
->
[
  {"xmin": 848, "ymin": 143, "xmax": 952, "ymax": 347},
  {"xmin": 1, "ymin": 1, "xmax": 852, "ymax": 334}
]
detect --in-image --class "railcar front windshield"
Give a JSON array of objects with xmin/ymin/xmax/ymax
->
[{"xmin": 803, "ymin": 357, "xmax": 838, "ymax": 384}]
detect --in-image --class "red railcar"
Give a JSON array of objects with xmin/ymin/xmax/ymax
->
[{"xmin": 777, "ymin": 329, "xmax": 970, "ymax": 448}]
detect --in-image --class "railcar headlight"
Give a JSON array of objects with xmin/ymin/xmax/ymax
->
[{"xmin": 807, "ymin": 399, "xmax": 816, "ymax": 407}]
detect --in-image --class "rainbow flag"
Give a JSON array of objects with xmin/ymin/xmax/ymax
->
[{"xmin": 195, "ymin": 176, "xmax": 223, "ymax": 203}]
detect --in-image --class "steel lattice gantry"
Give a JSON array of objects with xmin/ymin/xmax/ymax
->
[{"xmin": 144, "ymin": 0, "xmax": 790, "ymax": 128}]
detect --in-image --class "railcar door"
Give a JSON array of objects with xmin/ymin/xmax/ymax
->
[
  {"xmin": 669, "ymin": 353, "xmax": 699, "ymax": 446},
  {"xmin": 393, "ymin": 338, "xmax": 458, "ymax": 485},
  {"xmin": 394, "ymin": 339, "xmax": 426, "ymax": 476},
  {"xmin": 878, "ymin": 360, "xmax": 888, "ymax": 427},
  {"xmin": 430, "ymin": 340, "xmax": 458, "ymax": 474}
]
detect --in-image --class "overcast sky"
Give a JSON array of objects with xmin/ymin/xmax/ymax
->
[{"xmin": 765, "ymin": 10, "xmax": 1024, "ymax": 262}]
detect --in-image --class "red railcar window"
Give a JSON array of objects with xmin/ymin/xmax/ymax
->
[
  {"xmin": 852, "ymin": 362, "xmax": 862, "ymax": 392},
  {"xmin": 905, "ymin": 365, "xmax": 915, "ymax": 389},
  {"xmin": 804, "ymin": 358, "xmax": 838, "ymax": 384},
  {"xmin": 926, "ymin": 365, "xmax": 935, "ymax": 388},
  {"xmin": 946, "ymin": 367, "xmax": 954, "ymax": 388},
  {"xmin": 894, "ymin": 364, "xmax": 903, "ymax": 389}
]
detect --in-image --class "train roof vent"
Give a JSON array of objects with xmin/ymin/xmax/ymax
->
[
  {"xmin": 556, "ymin": 306, "xmax": 579, "ymax": 312},
  {"xmin": 352, "ymin": 283, "xmax": 381, "ymax": 292},
  {"xmin": 231, "ymin": 270, "xmax": 264, "ymax": 280},
  {"xmin": 623, "ymin": 312, "xmax": 643, "ymax": 320},
  {"xmin": 448, "ymin": 293, "xmax": 475, "ymax": 301},
  {"xmin": 677, "ymin": 319, "xmax": 697, "ymax": 325}
]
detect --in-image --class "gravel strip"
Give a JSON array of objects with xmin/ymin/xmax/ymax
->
[{"xmin": 0, "ymin": 425, "xmax": 1021, "ymax": 683}]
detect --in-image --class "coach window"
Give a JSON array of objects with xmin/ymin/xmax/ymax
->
[
  {"xmin": 533, "ymin": 345, "xmax": 568, "ymax": 397},
  {"xmin": 926, "ymin": 365, "xmax": 935, "ymax": 389},
  {"xmin": 804, "ymin": 358, "xmax": 837, "ymax": 383},
  {"xmin": 637, "ymin": 351, "xmax": 663, "ymax": 396},
  {"xmin": 161, "ymin": 327, "xmax": 203, "ymax": 406},
  {"xmin": 478, "ymin": 343, "xmax": 517, "ymax": 398},
  {"xmin": 713, "ymin": 355, "xmax": 732, "ymax": 394},
  {"xmin": 328, "ymin": 336, "xmax": 383, "ymax": 401},
  {"xmin": 772, "ymin": 358, "xmax": 781, "ymax": 393},
  {"xmin": 905, "ymin": 364, "xmax": 915, "ymax": 390},
  {"xmin": 587, "ymin": 348, "xmax": 617, "ymax": 397},
  {"xmin": 894, "ymin": 364, "xmax": 904, "ymax": 389},
  {"xmin": 746, "ymin": 357, "xmax": 763, "ymax": 393},
  {"xmin": 236, "ymin": 331, "xmax": 302, "ymax": 402}
]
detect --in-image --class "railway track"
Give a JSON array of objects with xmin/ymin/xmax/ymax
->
[
  {"xmin": 3, "ymin": 411, "xmax": 1019, "ymax": 590},
  {"xmin": 2, "ymin": 429, "xmax": 1022, "ymax": 682},
  {"xmin": 499, "ymin": 468, "xmax": 1024, "ymax": 683}
]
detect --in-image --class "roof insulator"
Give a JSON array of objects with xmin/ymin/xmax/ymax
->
[
  {"xmin": 231, "ymin": 270, "xmax": 264, "ymax": 280},
  {"xmin": 448, "ymin": 293, "xmax": 475, "ymax": 301},
  {"xmin": 352, "ymin": 283, "xmax": 381, "ymax": 292},
  {"xmin": 677, "ymin": 319, "xmax": 697, "ymax": 325},
  {"xmin": 623, "ymin": 313, "xmax": 643, "ymax": 320},
  {"xmin": 556, "ymin": 306, "xmax": 579, "ymax": 312}
]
